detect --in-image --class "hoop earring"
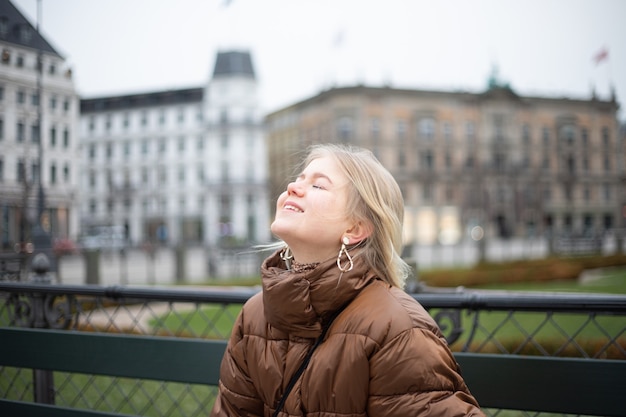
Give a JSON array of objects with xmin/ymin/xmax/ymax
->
[
  {"xmin": 280, "ymin": 246, "xmax": 293, "ymax": 270},
  {"xmin": 337, "ymin": 237, "xmax": 354, "ymax": 272}
]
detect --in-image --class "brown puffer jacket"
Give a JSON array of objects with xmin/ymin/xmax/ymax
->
[{"xmin": 211, "ymin": 250, "xmax": 485, "ymax": 417}]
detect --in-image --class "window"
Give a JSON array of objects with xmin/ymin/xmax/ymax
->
[
  {"xmin": 370, "ymin": 118, "xmax": 380, "ymax": 140},
  {"xmin": 581, "ymin": 128, "xmax": 589, "ymax": 146},
  {"xmin": 89, "ymin": 117, "xmax": 95, "ymax": 131},
  {"xmin": 63, "ymin": 98, "xmax": 70, "ymax": 112},
  {"xmin": 603, "ymin": 183, "xmax": 611, "ymax": 201},
  {"xmin": 88, "ymin": 144, "xmax": 96, "ymax": 160},
  {"xmin": 16, "ymin": 90, "xmax": 25, "ymax": 104},
  {"xmin": 31, "ymin": 162, "xmax": 39, "ymax": 183},
  {"xmin": 337, "ymin": 117, "xmax": 353, "ymax": 141},
  {"xmin": 542, "ymin": 127, "xmax": 550, "ymax": 145},
  {"xmin": 419, "ymin": 118, "xmax": 435, "ymax": 140},
  {"xmin": 178, "ymin": 137, "xmax": 185, "ymax": 152},
  {"xmin": 17, "ymin": 160, "xmax": 25, "ymax": 182},
  {"xmin": 31, "ymin": 93, "xmax": 39, "ymax": 106},
  {"xmin": 50, "ymin": 95, "xmax": 57, "ymax": 110},
  {"xmin": 493, "ymin": 115, "xmax": 505, "ymax": 142},
  {"xmin": 50, "ymin": 163, "xmax": 57, "ymax": 185},
  {"xmin": 141, "ymin": 139, "xmax": 149, "ymax": 154},
  {"xmin": 178, "ymin": 108, "xmax": 185, "ymax": 124},
  {"xmin": 63, "ymin": 164, "xmax": 70, "ymax": 183},
  {"xmin": 159, "ymin": 138, "xmax": 166, "ymax": 153},
  {"xmin": 106, "ymin": 144, "xmax": 113, "ymax": 160},
  {"xmin": 31, "ymin": 124, "xmax": 40, "ymax": 143},
  {"xmin": 141, "ymin": 167, "xmax": 149, "ymax": 184},
  {"xmin": 159, "ymin": 110, "xmax": 166, "ymax": 125},
  {"xmin": 0, "ymin": 118, "xmax": 3, "ymax": 140},
  {"xmin": 141, "ymin": 111, "xmax": 148, "ymax": 127},
  {"xmin": 50, "ymin": 126, "xmax": 56, "ymax": 146},
  {"xmin": 16, "ymin": 54, "xmax": 24, "ymax": 68},
  {"xmin": 197, "ymin": 136, "xmax": 204, "ymax": 150},
  {"xmin": 63, "ymin": 128, "xmax": 69, "ymax": 148},
  {"xmin": 123, "ymin": 141, "xmax": 131, "ymax": 158},
  {"xmin": 465, "ymin": 121, "xmax": 475, "ymax": 141},
  {"xmin": 522, "ymin": 124, "xmax": 531, "ymax": 144},
  {"xmin": 559, "ymin": 125, "xmax": 576, "ymax": 144},
  {"xmin": 396, "ymin": 120, "xmax": 406, "ymax": 141},
  {"xmin": 442, "ymin": 122, "xmax": 453, "ymax": 141},
  {"xmin": 422, "ymin": 183, "xmax": 433, "ymax": 202},
  {"xmin": 422, "ymin": 151, "xmax": 434, "ymax": 170},
  {"xmin": 1, "ymin": 48, "xmax": 10, "ymax": 64},
  {"xmin": 123, "ymin": 113, "xmax": 130, "ymax": 128},
  {"xmin": 602, "ymin": 127, "xmax": 610, "ymax": 146},
  {"xmin": 17, "ymin": 122, "xmax": 25, "ymax": 142},
  {"xmin": 197, "ymin": 166, "xmax": 205, "ymax": 183}
]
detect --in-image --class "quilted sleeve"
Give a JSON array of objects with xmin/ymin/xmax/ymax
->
[
  {"xmin": 367, "ymin": 327, "xmax": 485, "ymax": 417},
  {"xmin": 210, "ymin": 310, "xmax": 263, "ymax": 417}
]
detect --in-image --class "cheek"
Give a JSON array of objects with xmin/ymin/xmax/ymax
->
[
  {"xmin": 310, "ymin": 195, "xmax": 346, "ymax": 222},
  {"xmin": 275, "ymin": 191, "xmax": 287, "ymax": 209}
]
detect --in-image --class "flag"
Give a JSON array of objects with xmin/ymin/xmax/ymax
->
[
  {"xmin": 593, "ymin": 47, "xmax": 608, "ymax": 65},
  {"xmin": 332, "ymin": 29, "xmax": 345, "ymax": 48}
]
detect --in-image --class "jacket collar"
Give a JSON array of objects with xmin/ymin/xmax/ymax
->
[{"xmin": 261, "ymin": 248, "xmax": 375, "ymax": 338}]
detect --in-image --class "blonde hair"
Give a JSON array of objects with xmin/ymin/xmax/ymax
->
[{"xmin": 304, "ymin": 143, "xmax": 411, "ymax": 288}]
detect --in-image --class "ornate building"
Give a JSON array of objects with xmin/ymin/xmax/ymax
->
[
  {"xmin": 79, "ymin": 51, "xmax": 270, "ymax": 248},
  {"xmin": 0, "ymin": 0, "xmax": 80, "ymax": 251},
  {"xmin": 265, "ymin": 76, "xmax": 622, "ymax": 246}
]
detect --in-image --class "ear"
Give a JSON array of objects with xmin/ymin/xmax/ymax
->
[{"xmin": 344, "ymin": 221, "xmax": 373, "ymax": 245}]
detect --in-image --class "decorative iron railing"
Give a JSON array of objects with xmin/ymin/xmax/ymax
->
[{"xmin": 1, "ymin": 281, "xmax": 625, "ymax": 417}]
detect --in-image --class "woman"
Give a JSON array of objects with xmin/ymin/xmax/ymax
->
[{"xmin": 211, "ymin": 144, "xmax": 484, "ymax": 416}]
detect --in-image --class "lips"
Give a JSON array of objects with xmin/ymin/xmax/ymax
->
[{"xmin": 283, "ymin": 202, "xmax": 303, "ymax": 213}]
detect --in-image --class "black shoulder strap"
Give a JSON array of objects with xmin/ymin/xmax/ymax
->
[{"xmin": 272, "ymin": 305, "xmax": 347, "ymax": 417}]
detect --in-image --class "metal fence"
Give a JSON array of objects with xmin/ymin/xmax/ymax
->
[{"xmin": 1, "ymin": 281, "xmax": 625, "ymax": 417}]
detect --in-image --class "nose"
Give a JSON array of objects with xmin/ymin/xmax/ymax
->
[{"xmin": 287, "ymin": 181, "xmax": 303, "ymax": 196}]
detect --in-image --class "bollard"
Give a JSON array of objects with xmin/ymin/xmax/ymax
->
[
  {"xmin": 84, "ymin": 249, "xmax": 100, "ymax": 285},
  {"xmin": 175, "ymin": 244, "xmax": 186, "ymax": 283}
]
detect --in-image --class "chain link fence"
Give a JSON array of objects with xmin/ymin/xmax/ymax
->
[{"xmin": 1, "ymin": 281, "xmax": 625, "ymax": 417}]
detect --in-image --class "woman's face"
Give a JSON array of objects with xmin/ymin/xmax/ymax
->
[{"xmin": 271, "ymin": 155, "xmax": 354, "ymax": 264}]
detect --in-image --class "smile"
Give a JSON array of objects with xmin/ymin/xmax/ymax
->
[{"xmin": 284, "ymin": 204, "xmax": 303, "ymax": 213}]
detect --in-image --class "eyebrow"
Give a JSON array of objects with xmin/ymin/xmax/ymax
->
[{"xmin": 297, "ymin": 171, "xmax": 333, "ymax": 184}]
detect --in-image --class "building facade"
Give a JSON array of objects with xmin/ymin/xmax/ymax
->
[
  {"xmin": 265, "ymin": 77, "xmax": 623, "ymax": 246},
  {"xmin": 0, "ymin": 0, "xmax": 80, "ymax": 251},
  {"xmin": 79, "ymin": 51, "xmax": 270, "ymax": 248}
]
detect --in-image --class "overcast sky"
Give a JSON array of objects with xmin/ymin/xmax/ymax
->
[{"xmin": 12, "ymin": 0, "xmax": 626, "ymax": 119}]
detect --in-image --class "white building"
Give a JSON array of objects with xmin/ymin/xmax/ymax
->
[
  {"xmin": 79, "ymin": 50, "xmax": 270, "ymax": 248},
  {"xmin": 0, "ymin": 0, "xmax": 80, "ymax": 252}
]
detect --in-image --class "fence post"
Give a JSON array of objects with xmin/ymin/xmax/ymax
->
[
  {"xmin": 29, "ymin": 253, "xmax": 55, "ymax": 405},
  {"xmin": 175, "ymin": 244, "xmax": 186, "ymax": 283},
  {"xmin": 84, "ymin": 249, "xmax": 100, "ymax": 285}
]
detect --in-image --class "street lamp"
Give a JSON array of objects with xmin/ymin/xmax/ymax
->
[{"xmin": 30, "ymin": 0, "xmax": 56, "ymax": 277}]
